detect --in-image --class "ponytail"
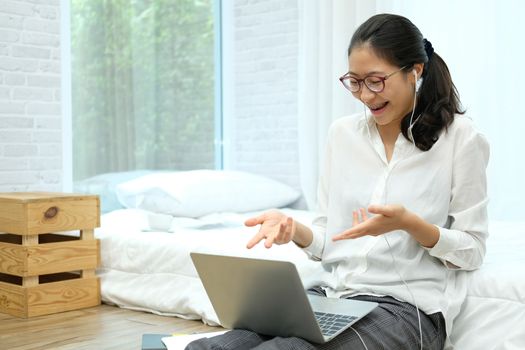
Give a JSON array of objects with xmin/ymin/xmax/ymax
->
[{"xmin": 402, "ymin": 52, "xmax": 464, "ymax": 151}]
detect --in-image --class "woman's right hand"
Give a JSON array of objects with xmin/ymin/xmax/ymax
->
[{"xmin": 245, "ymin": 210, "xmax": 296, "ymax": 249}]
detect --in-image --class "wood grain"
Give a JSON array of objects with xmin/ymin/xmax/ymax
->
[
  {"xmin": 0, "ymin": 202, "xmax": 26, "ymax": 235},
  {"xmin": 0, "ymin": 276, "xmax": 101, "ymax": 318},
  {"xmin": 0, "ymin": 193, "xmax": 100, "ymax": 235},
  {"xmin": 27, "ymin": 240, "xmax": 99, "ymax": 275},
  {"xmin": 26, "ymin": 199, "xmax": 100, "ymax": 235},
  {"xmin": 26, "ymin": 277, "xmax": 100, "ymax": 317},
  {"xmin": 0, "ymin": 192, "xmax": 99, "ymax": 202},
  {"xmin": 0, "ymin": 280, "xmax": 26, "ymax": 318},
  {"xmin": 0, "ymin": 240, "xmax": 98, "ymax": 276},
  {"xmin": 80, "ymin": 229, "xmax": 94, "ymax": 240},
  {"xmin": 22, "ymin": 235, "xmax": 38, "ymax": 245},
  {"xmin": 0, "ymin": 304, "xmax": 222, "ymax": 350},
  {"xmin": 0, "ymin": 193, "xmax": 102, "ymax": 319},
  {"xmin": 0, "ymin": 242, "xmax": 27, "ymax": 275}
]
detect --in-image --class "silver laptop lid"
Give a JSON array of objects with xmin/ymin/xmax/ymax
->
[
  {"xmin": 190, "ymin": 253, "xmax": 377, "ymax": 344},
  {"xmin": 191, "ymin": 252, "xmax": 325, "ymax": 343}
]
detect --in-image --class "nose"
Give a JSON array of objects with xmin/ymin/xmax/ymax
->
[{"xmin": 358, "ymin": 85, "xmax": 376, "ymax": 104}]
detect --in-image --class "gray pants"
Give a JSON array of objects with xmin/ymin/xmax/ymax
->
[{"xmin": 185, "ymin": 291, "xmax": 446, "ymax": 350}]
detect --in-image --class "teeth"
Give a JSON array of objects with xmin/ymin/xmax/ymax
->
[{"xmin": 369, "ymin": 102, "xmax": 387, "ymax": 110}]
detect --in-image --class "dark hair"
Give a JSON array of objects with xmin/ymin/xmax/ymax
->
[{"xmin": 348, "ymin": 14, "xmax": 464, "ymax": 151}]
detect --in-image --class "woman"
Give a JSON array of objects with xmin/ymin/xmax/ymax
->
[{"xmin": 187, "ymin": 13, "xmax": 489, "ymax": 350}]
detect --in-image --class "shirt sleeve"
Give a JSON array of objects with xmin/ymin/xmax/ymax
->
[
  {"xmin": 302, "ymin": 165, "xmax": 329, "ymax": 260},
  {"xmin": 301, "ymin": 216, "xmax": 325, "ymax": 260},
  {"xmin": 427, "ymin": 128, "xmax": 490, "ymax": 270}
]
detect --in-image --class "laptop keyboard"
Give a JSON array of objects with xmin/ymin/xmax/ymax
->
[{"xmin": 314, "ymin": 311, "xmax": 358, "ymax": 337}]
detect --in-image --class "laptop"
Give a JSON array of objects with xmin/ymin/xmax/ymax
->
[{"xmin": 190, "ymin": 252, "xmax": 378, "ymax": 344}]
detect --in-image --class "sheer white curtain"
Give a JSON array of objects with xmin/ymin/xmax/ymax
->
[
  {"xmin": 378, "ymin": 0, "xmax": 525, "ymax": 221},
  {"xmin": 298, "ymin": 0, "xmax": 525, "ymax": 220},
  {"xmin": 297, "ymin": 0, "xmax": 377, "ymax": 209}
]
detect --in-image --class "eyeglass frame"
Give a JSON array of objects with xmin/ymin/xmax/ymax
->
[{"xmin": 339, "ymin": 65, "xmax": 408, "ymax": 93}]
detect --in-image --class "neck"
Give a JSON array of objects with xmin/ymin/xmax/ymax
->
[{"xmin": 376, "ymin": 122, "xmax": 401, "ymax": 146}]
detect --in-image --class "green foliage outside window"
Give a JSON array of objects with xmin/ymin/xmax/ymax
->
[{"xmin": 71, "ymin": 0, "xmax": 215, "ymax": 181}]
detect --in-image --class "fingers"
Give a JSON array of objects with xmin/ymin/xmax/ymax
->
[
  {"xmin": 367, "ymin": 204, "xmax": 378, "ymax": 212},
  {"xmin": 352, "ymin": 208, "xmax": 368, "ymax": 226},
  {"xmin": 332, "ymin": 230, "xmax": 358, "ymax": 241},
  {"xmin": 263, "ymin": 220, "xmax": 282, "ymax": 248},
  {"xmin": 283, "ymin": 216, "xmax": 294, "ymax": 242},
  {"xmin": 333, "ymin": 205, "xmax": 405, "ymax": 242},
  {"xmin": 244, "ymin": 214, "xmax": 266, "ymax": 227},
  {"xmin": 333, "ymin": 208, "xmax": 369, "ymax": 241},
  {"xmin": 352, "ymin": 210, "xmax": 359, "ymax": 226},
  {"xmin": 245, "ymin": 213, "xmax": 269, "ymax": 248},
  {"xmin": 265, "ymin": 217, "xmax": 294, "ymax": 248},
  {"xmin": 247, "ymin": 215, "xmax": 295, "ymax": 249},
  {"xmin": 368, "ymin": 204, "xmax": 393, "ymax": 217},
  {"xmin": 286, "ymin": 216, "xmax": 294, "ymax": 236},
  {"xmin": 246, "ymin": 232, "xmax": 265, "ymax": 249},
  {"xmin": 332, "ymin": 224, "xmax": 366, "ymax": 241},
  {"xmin": 332, "ymin": 231, "xmax": 348, "ymax": 241}
]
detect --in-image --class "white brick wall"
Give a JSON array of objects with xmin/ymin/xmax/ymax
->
[
  {"xmin": 231, "ymin": 0, "xmax": 300, "ymax": 191},
  {"xmin": 0, "ymin": 0, "xmax": 61, "ymax": 192}
]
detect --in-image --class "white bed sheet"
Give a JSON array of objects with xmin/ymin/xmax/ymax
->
[
  {"xmin": 449, "ymin": 221, "xmax": 525, "ymax": 350},
  {"xmin": 96, "ymin": 210, "xmax": 525, "ymax": 349},
  {"xmin": 96, "ymin": 208, "xmax": 323, "ymax": 325}
]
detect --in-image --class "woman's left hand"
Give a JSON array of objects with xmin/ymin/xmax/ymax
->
[{"xmin": 332, "ymin": 204, "xmax": 409, "ymax": 241}]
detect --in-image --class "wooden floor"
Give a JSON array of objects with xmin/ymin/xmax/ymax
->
[{"xmin": 0, "ymin": 303, "xmax": 221, "ymax": 350}]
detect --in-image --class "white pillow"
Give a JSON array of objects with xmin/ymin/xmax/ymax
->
[
  {"xmin": 115, "ymin": 170, "xmax": 301, "ymax": 217},
  {"xmin": 73, "ymin": 170, "xmax": 156, "ymax": 213}
]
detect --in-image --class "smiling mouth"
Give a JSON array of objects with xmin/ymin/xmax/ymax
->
[{"xmin": 368, "ymin": 102, "xmax": 388, "ymax": 111}]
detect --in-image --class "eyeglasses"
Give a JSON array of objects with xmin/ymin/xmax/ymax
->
[{"xmin": 339, "ymin": 66, "xmax": 407, "ymax": 93}]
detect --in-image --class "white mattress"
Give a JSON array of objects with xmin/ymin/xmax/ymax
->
[
  {"xmin": 95, "ymin": 208, "xmax": 323, "ymax": 325},
  {"xmin": 449, "ymin": 221, "xmax": 525, "ymax": 350},
  {"xmin": 95, "ymin": 210, "xmax": 525, "ymax": 349}
]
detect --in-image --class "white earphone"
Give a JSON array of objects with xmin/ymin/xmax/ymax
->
[
  {"xmin": 414, "ymin": 70, "xmax": 422, "ymax": 93},
  {"xmin": 408, "ymin": 69, "xmax": 422, "ymax": 143},
  {"xmin": 359, "ymin": 68, "xmax": 424, "ymax": 350}
]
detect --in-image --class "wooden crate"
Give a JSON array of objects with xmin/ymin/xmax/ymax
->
[{"xmin": 0, "ymin": 192, "xmax": 101, "ymax": 318}]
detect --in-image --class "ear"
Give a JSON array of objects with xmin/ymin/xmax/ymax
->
[{"xmin": 412, "ymin": 63, "xmax": 424, "ymax": 81}]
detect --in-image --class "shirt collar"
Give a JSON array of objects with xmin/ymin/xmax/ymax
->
[{"xmin": 359, "ymin": 112, "xmax": 418, "ymax": 165}]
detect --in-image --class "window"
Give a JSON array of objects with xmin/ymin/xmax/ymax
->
[{"xmin": 71, "ymin": 0, "xmax": 219, "ymax": 181}]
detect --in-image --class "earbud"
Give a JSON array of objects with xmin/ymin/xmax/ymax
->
[
  {"xmin": 409, "ymin": 69, "xmax": 422, "ymax": 143},
  {"xmin": 414, "ymin": 70, "xmax": 423, "ymax": 94}
]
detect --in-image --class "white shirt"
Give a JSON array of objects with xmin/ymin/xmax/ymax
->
[{"xmin": 304, "ymin": 113, "xmax": 489, "ymax": 340}]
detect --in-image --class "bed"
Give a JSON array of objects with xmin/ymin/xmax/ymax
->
[
  {"xmin": 79, "ymin": 170, "xmax": 525, "ymax": 350},
  {"xmin": 95, "ymin": 207, "xmax": 322, "ymax": 324},
  {"xmin": 448, "ymin": 220, "xmax": 525, "ymax": 349}
]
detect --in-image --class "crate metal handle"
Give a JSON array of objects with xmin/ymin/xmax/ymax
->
[{"xmin": 44, "ymin": 206, "xmax": 59, "ymax": 219}]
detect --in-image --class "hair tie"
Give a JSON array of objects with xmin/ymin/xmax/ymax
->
[{"xmin": 423, "ymin": 38, "xmax": 434, "ymax": 59}]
